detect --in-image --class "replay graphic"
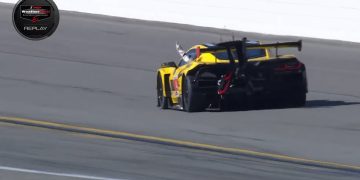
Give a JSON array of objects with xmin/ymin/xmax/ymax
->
[{"xmin": 12, "ymin": 0, "xmax": 59, "ymax": 40}]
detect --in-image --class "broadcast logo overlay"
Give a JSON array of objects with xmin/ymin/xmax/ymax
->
[{"xmin": 13, "ymin": 0, "xmax": 59, "ymax": 40}]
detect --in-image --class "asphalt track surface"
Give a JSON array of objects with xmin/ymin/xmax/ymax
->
[{"xmin": 1, "ymin": 2, "xmax": 360, "ymax": 179}]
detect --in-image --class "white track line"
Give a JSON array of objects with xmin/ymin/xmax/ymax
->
[{"xmin": 0, "ymin": 166, "xmax": 127, "ymax": 180}]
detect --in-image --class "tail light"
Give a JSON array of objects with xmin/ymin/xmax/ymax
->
[{"xmin": 275, "ymin": 62, "xmax": 303, "ymax": 72}]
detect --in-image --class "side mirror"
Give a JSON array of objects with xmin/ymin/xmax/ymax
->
[{"xmin": 161, "ymin": 61, "xmax": 177, "ymax": 68}]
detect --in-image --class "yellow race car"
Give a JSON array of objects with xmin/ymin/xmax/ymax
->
[{"xmin": 156, "ymin": 38, "xmax": 307, "ymax": 112}]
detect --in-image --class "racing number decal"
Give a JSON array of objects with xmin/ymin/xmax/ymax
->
[
  {"xmin": 173, "ymin": 69, "xmax": 183, "ymax": 92},
  {"xmin": 173, "ymin": 64, "xmax": 188, "ymax": 96}
]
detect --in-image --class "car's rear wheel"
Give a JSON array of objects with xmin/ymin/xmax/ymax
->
[
  {"xmin": 182, "ymin": 76, "xmax": 204, "ymax": 112},
  {"xmin": 157, "ymin": 74, "xmax": 169, "ymax": 109}
]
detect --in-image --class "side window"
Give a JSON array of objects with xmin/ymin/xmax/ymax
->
[
  {"xmin": 186, "ymin": 49, "xmax": 196, "ymax": 61},
  {"xmin": 178, "ymin": 49, "xmax": 196, "ymax": 67},
  {"xmin": 178, "ymin": 59, "xmax": 186, "ymax": 67}
]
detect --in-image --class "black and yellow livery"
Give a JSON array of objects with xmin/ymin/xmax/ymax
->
[{"xmin": 157, "ymin": 38, "xmax": 307, "ymax": 112}]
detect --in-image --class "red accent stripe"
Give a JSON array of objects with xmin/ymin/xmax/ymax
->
[
  {"xmin": 218, "ymin": 72, "xmax": 233, "ymax": 95},
  {"xmin": 173, "ymin": 79, "xmax": 179, "ymax": 91},
  {"xmin": 196, "ymin": 46, "xmax": 201, "ymax": 58}
]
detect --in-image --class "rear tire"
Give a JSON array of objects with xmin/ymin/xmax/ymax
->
[
  {"xmin": 157, "ymin": 74, "xmax": 169, "ymax": 109},
  {"xmin": 182, "ymin": 76, "xmax": 204, "ymax": 112}
]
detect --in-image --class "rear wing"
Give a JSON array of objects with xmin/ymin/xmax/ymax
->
[
  {"xmin": 247, "ymin": 40, "xmax": 302, "ymax": 57},
  {"xmin": 247, "ymin": 40, "xmax": 302, "ymax": 51},
  {"xmin": 197, "ymin": 38, "xmax": 303, "ymax": 76},
  {"xmin": 200, "ymin": 38, "xmax": 302, "ymax": 58}
]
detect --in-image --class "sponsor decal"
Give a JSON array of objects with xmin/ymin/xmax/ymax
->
[{"xmin": 13, "ymin": 0, "xmax": 59, "ymax": 40}]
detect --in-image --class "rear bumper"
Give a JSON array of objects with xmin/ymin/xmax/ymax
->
[{"xmin": 193, "ymin": 71, "xmax": 307, "ymax": 100}]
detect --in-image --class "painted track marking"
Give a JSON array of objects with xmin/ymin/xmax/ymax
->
[
  {"xmin": 0, "ymin": 166, "xmax": 126, "ymax": 180},
  {"xmin": 0, "ymin": 116, "xmax": 360, "ymax": 173}
]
